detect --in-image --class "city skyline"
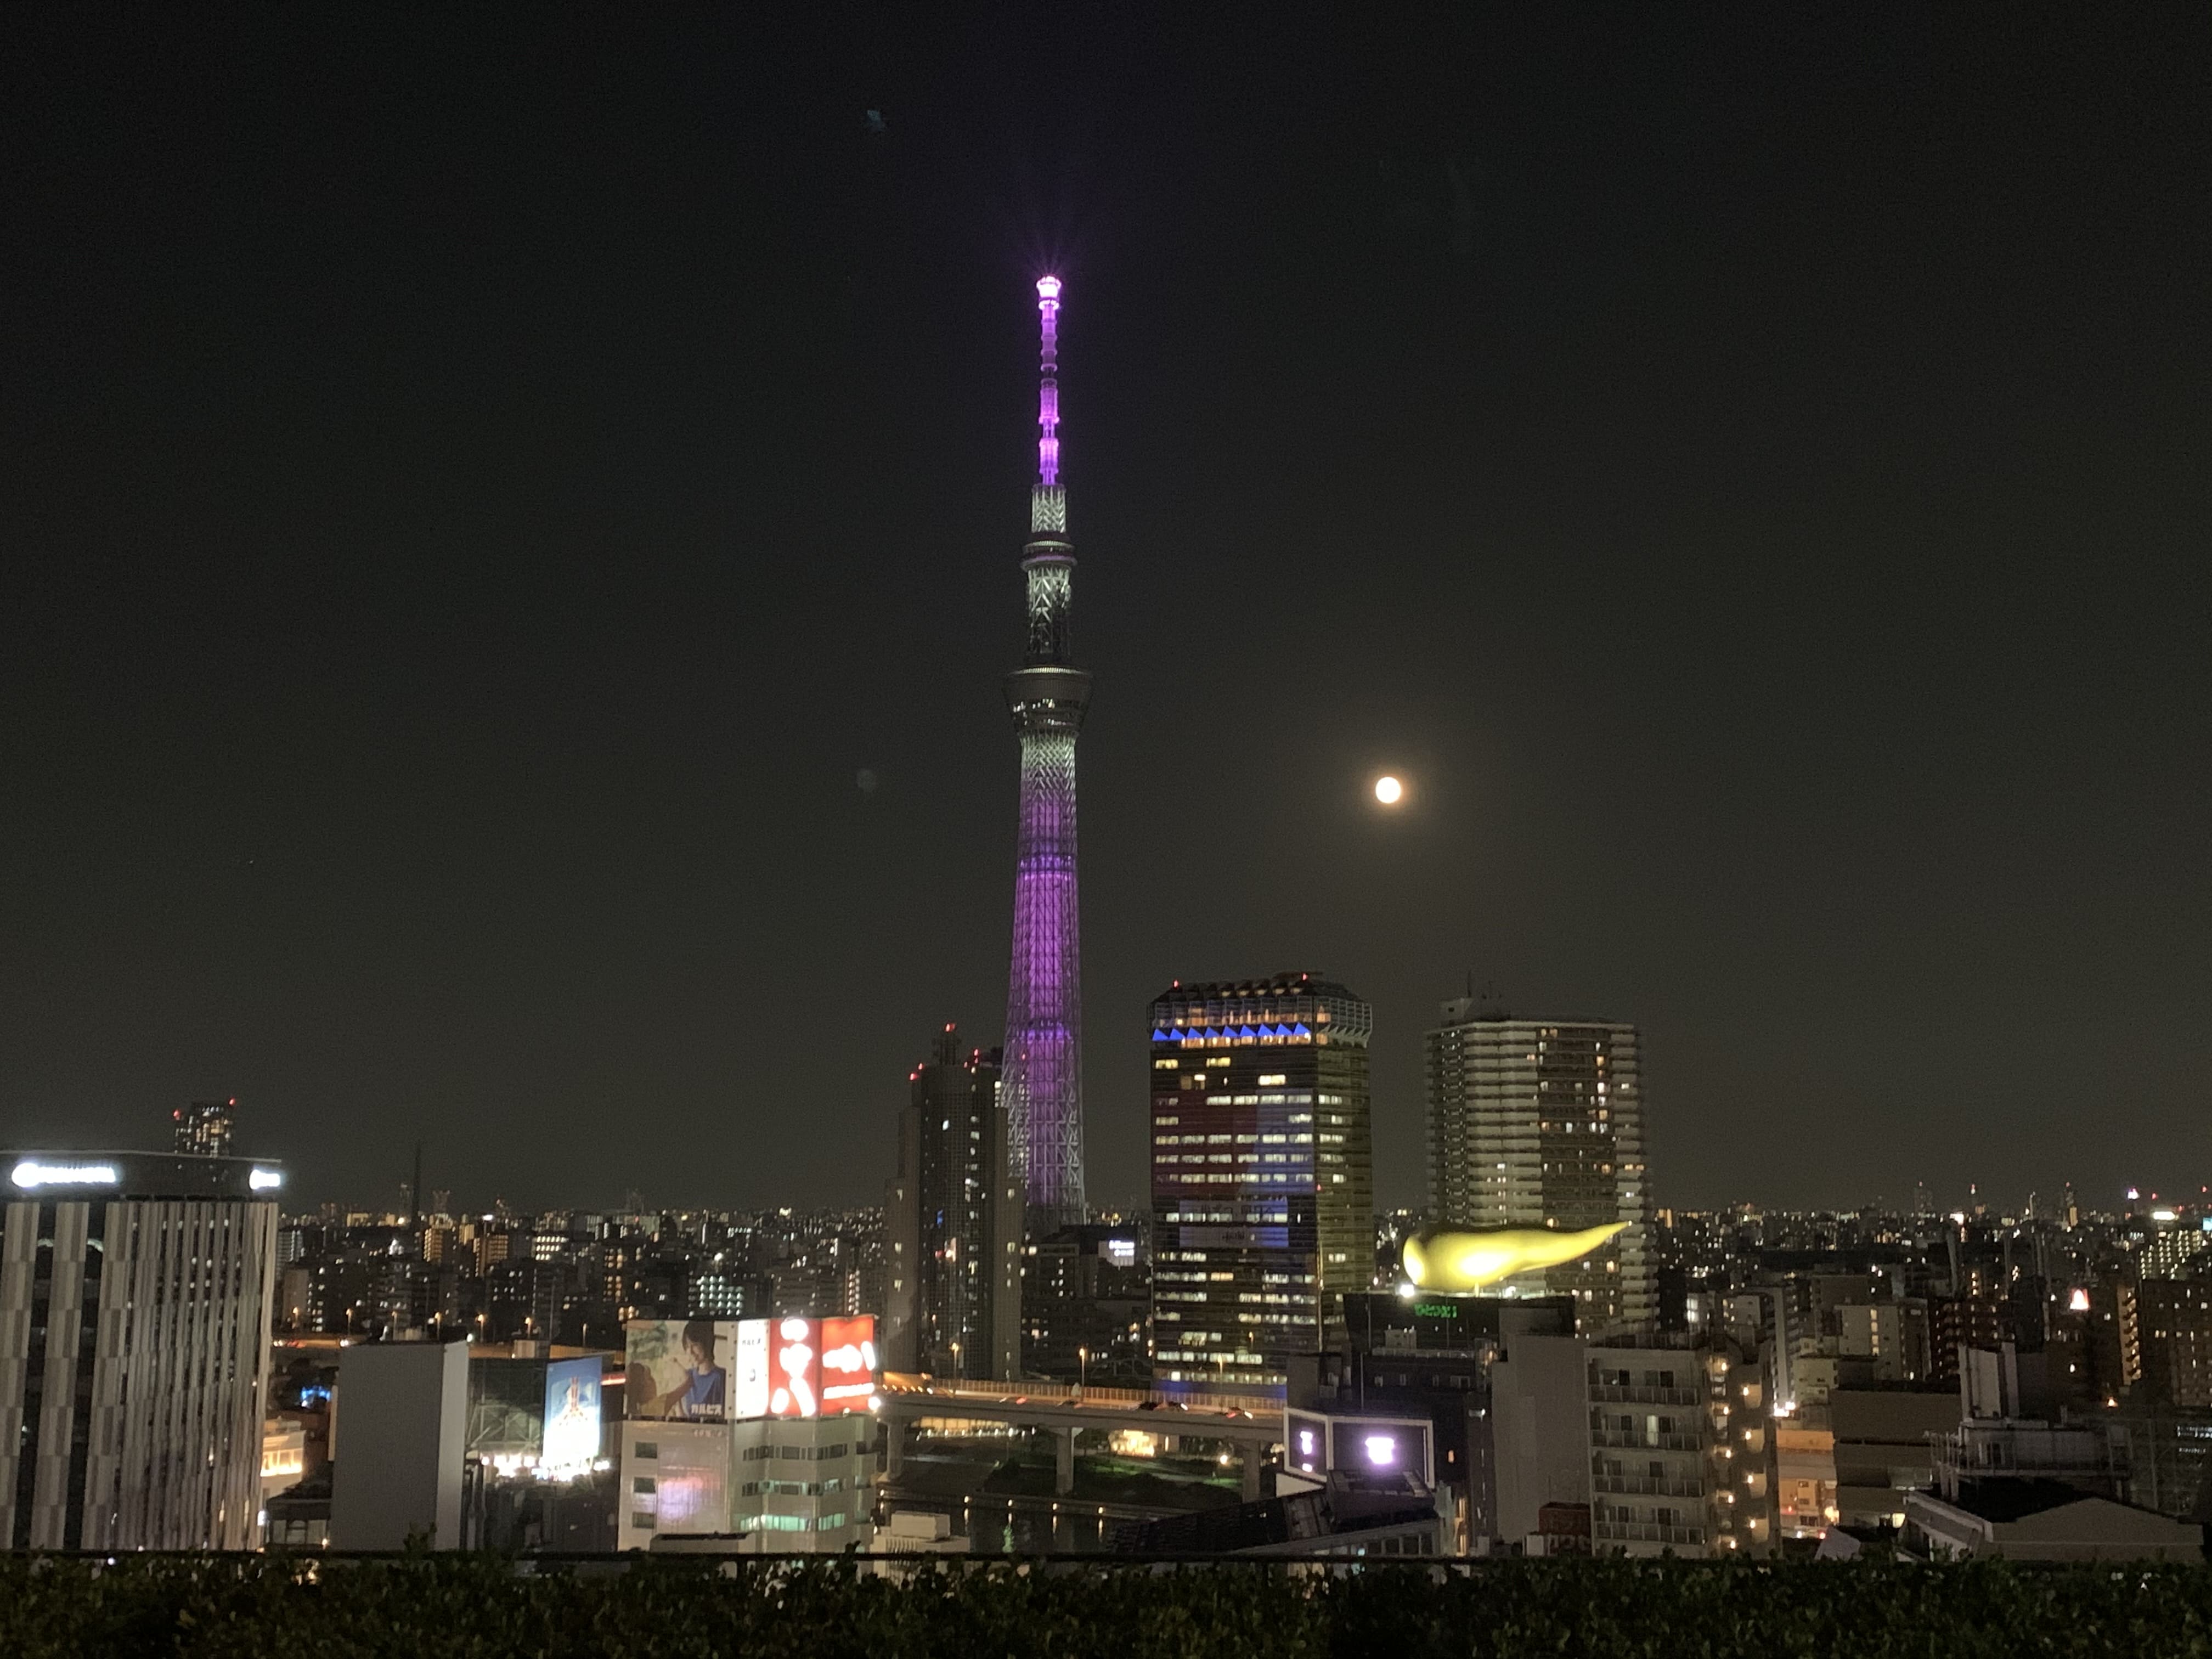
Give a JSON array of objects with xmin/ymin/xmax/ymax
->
[{"xmin": 3, "ymin": 9, "xmax": 2205, "ymax": 1216}]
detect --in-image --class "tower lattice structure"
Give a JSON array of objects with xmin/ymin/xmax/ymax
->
[{"xmin": 1001, "ymin": 275, "xmax": 1089, "ymax": 1229}]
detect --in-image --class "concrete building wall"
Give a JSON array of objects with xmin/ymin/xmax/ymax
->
[
  {"xmin": 732, "ymin": 1414, "xmax": 874, "ymax": 1553},
  {"xmin": 621, "ymin": 1419, "xmax": 734, "ymax": 1544},
  {"xmin": 330, "ymin": 1340, "xmax": 469, "ymax": 1549},
  {"xmin": 1831, "ymin": 1388, "xmax": 1959, "ymax": 1527},
  {"xmin": 1491, "ymin": 1327, "xmax": 1590, "ymax": 1549}
]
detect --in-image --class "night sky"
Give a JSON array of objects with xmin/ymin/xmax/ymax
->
[{"xmin": 4, "ymin": 7, "xmax": 2207, "ymax": 1216}]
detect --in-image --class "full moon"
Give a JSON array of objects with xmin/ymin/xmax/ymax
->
[{"xmin": 1374, "ymin": 775, "xmax": 1404, "ymax": 805}]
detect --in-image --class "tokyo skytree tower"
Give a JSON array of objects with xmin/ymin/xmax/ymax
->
[{"xmin": 1001, "ymin": 274, "xmax": 1089, "ymax": 1228}]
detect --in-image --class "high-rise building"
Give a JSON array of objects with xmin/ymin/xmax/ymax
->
[
  {"xmin": 884, "ymin": 1024, "xmax": 1022, "ymax": 1379},
  {"xmin": 1022, "ymin": 1222, "xmax": 1149, "ymax": 1385},
  {"xmin": 2125, "ymin": 1281, "xmax": 2212, "ymax": 1410},
  {"xmin": 2, "ymin": 1149, "xmax": 284, "ymax": 1548},
  {"xmin": 1000, "ymin": 274, "xmax": 1090, "ymax": 1231},
  {"xmin": 173, "ymin": 1097, "xmax": 235, "ymax": 1158},
  {"xmin": 1149, "ymin": 973, "xmax": 1374, "ymax": 1391},
  {"xmin": 1425, "ymin": 1001, "xmax": 1656, "ymax": 1328}
]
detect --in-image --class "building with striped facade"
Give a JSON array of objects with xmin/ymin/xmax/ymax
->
[
  {"xmin": 2, "ymin": 1150, "xmax": 283, "ymax": 1549},
  {"xmin": 1424, "ymin": 1002, "xmax": 1656, "ymax": 1329}
]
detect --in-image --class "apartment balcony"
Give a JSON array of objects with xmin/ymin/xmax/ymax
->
[
  {"xmin": 1593, "ymin": 1430, "xmax": 1703, "ymax": 1453},
  {"xmin": 1593, "ymin": 1476, "xmax": 1706, "ymax": 1499},
  {"xmin": 1594, "ymin": 1522, "xmax": 1707, "ymax": 1548},
  {"xmin": 1589, "ymin": 1384, "xmax": 1701, "ymax": 1407}
]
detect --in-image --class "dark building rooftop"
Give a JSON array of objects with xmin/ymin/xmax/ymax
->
[
  {"xmin": 1110, "ymin": 1470, "xmax": 1438, "ymax": 1554},
  {"xmin": 1942, "ymin": 1478, "xmax": 2115, "ymax": 1523},
  {"xmin": 1154, "ymin": 972, "xmax": 1361, "ymax": 1005},
  {"xmin": 5, "ymin": 1150, "xmax": 285, "ymax": 1202}
]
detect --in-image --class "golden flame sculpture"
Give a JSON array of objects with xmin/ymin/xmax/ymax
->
[{"xmin": 1402, "ymin": 1222, "xmax": 1627, "ymax": 1293}]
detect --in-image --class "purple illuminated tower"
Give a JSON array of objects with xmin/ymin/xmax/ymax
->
[{"xmin": 1001, "ymin": 274, "xmax": 1089, "ymax": 1229}]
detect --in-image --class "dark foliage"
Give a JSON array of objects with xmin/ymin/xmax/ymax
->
[{"xmin": 3, "ymin": 1554, "xmax": 2210, "ymax": 1658}]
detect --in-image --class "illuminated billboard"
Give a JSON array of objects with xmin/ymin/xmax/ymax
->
[
  {"xmin": 735, "ymin": 1314, "xmax": 877, "ymax": 1420},
  {"xmin": 1328, "ymin": 1414, "xmax": 1432, "ymax": 1486},
  {"xmin": 540, "ymin": 1357, "xmax": 602, "ymax": 1474},
  {"xmin": 733, "ymin": 1318, "xmax": 771, "ymax": 1420},
  {"xmin": 819, "ymin": 1315, "xmax": 877, "ymax": 1414},
  {"xmin": 625, "ymin": 1319, "xmax": 735, "ymax": 1422},
  {"xmin": 1284, "ymin": 1407, "xmax": 1433, "ymax": 1485},
  {"xmin": 766, "ymin": 1317, "xmax": 817, "ymax": 1417}
]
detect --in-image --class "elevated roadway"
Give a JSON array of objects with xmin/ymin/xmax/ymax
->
[{"xmin": 878, "ymin": 1374, "xmax": 1284, "ymax": 1499}]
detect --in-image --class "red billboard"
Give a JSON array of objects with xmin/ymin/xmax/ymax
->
[
  {"xmin": 817, "ymin": 1316, "xmax": 877, "ymax": 1415},
  {"xmin": 748, "ymin": 1314, "xmax": 878, "ymax": 1419}
]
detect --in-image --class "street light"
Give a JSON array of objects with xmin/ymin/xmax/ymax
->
[{"xmin": 1078, "ymin": 1346, "xmax": 1088, "ymax": 1392}]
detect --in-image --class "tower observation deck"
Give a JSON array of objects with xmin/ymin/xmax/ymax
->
[{"xmin": 1001, "ymin": 274, "xmax": 1090, "ymax": 1229}]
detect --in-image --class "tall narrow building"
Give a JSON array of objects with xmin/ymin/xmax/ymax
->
[
  {"xmin": 884, "ymin": 1024, "xmax": 1022, "ymax": 1380},
  {"xmin": 1149, "ymin": 973, "xmax": 1375, "ymax": 1392},
  {"xmin": 1424, "ymin": 999, "xmax": 1656, "ymax": 1328},
  {"xmin": 1001, "ymin": 274, "xmax": 1090, "ymax": 1229}
]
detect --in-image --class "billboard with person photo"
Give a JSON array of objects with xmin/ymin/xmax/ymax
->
[
  {"xmin": 539, "ymin": 1356, "xmax": 603, "ymax": 1473},
  {"xmin": 624, "ymin": 1319, "xmax": 734, "ymax": 1422}
]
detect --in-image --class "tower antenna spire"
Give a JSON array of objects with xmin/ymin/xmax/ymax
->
[
  {"xmin": 1030, "ymin": 276, "xmax": 1068, "ymax": 535},
  {"xmin": 1036, "ymin": 275, "xmax": 1060, "ymax": 485}
]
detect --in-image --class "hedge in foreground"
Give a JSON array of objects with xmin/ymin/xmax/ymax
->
[{"xmin": 3, "ymin": 1554, "xmax": 2211, "ymax": 1659}]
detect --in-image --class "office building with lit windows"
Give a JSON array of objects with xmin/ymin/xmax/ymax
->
[
  {"xmin": 884, "ymin": 1024, "xmax": 1022, "ymax": 1380},
  {"xmin": 1149, "ymin": 973, "xmax": 1374, "ymax": 1392},
  {"xmin": 2, "ymin": 1150, "xmax": 283, "ymax": 1549},
  {"xmin": 1425, "ymin": 1001, "xmax": 1656, "ymax": 1328}
]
